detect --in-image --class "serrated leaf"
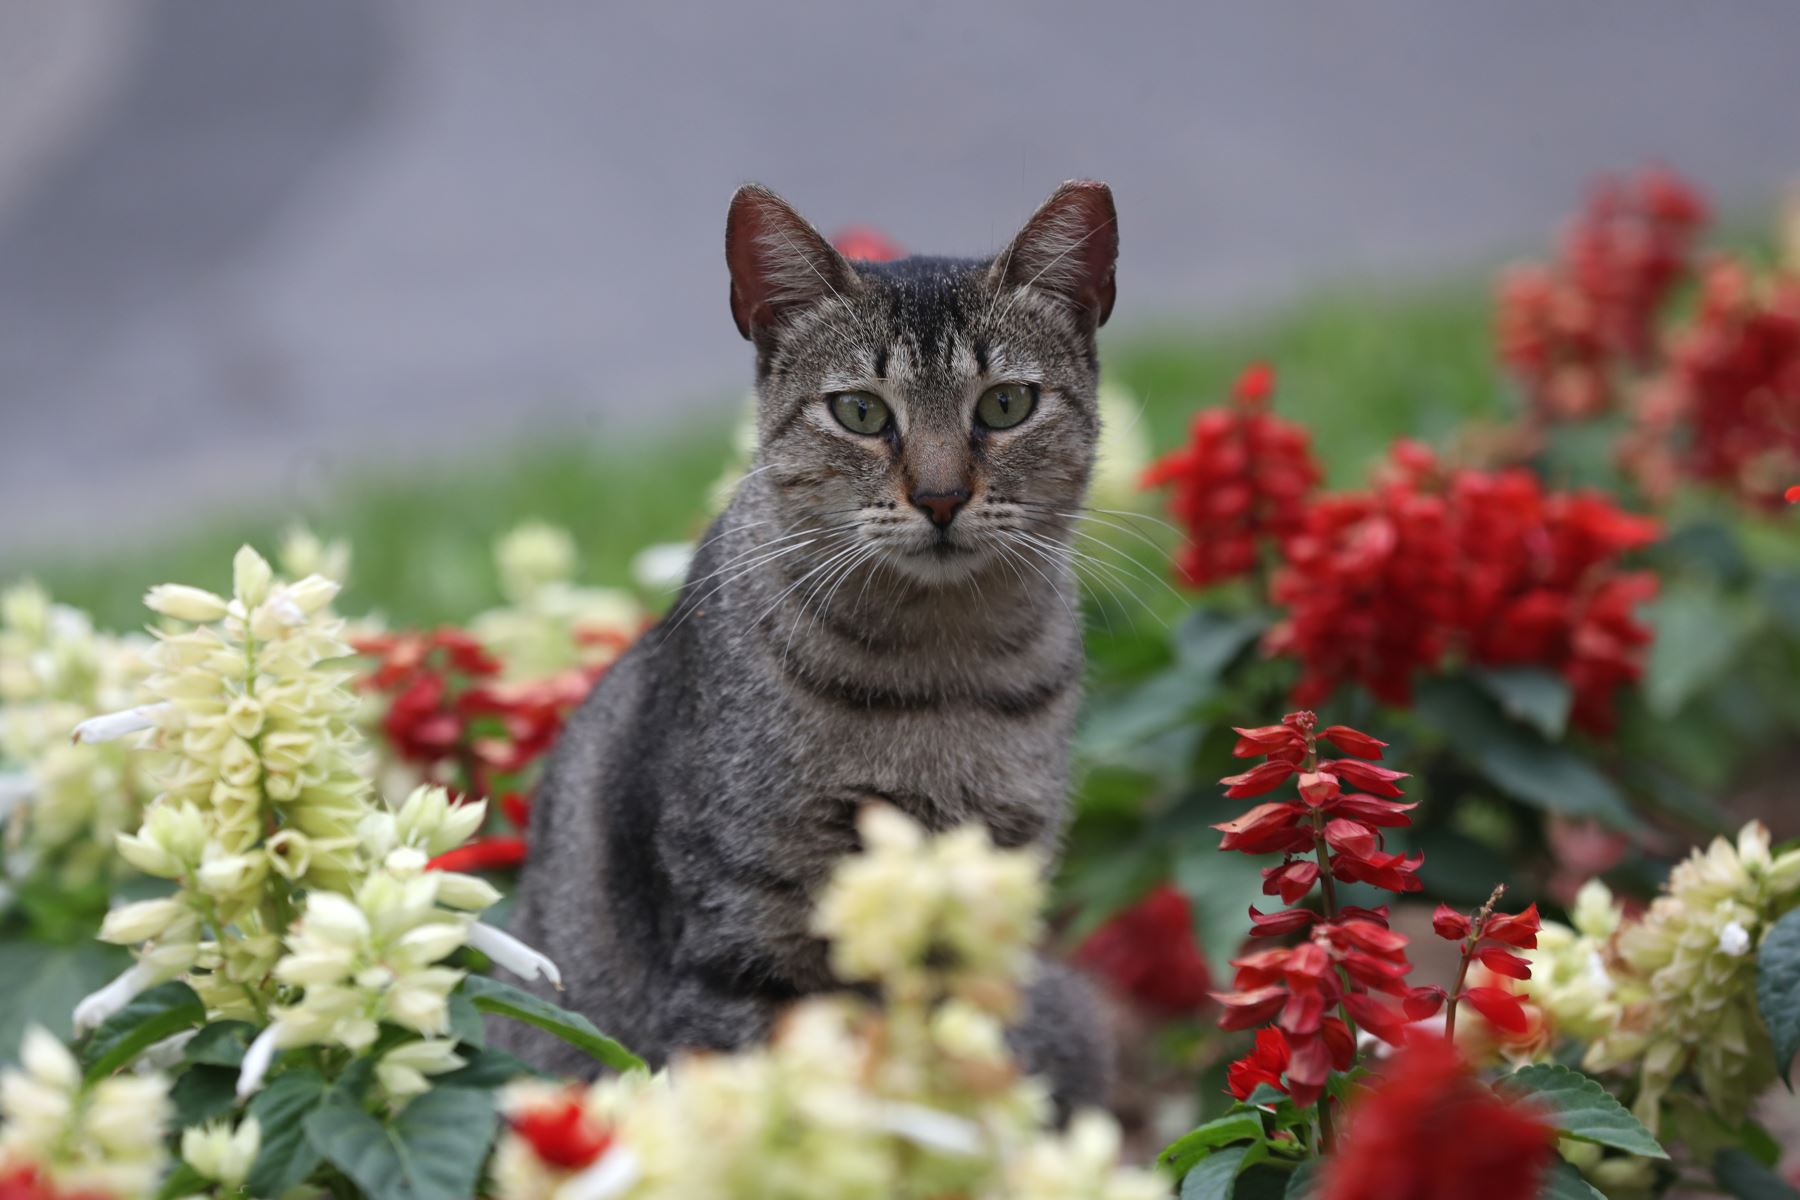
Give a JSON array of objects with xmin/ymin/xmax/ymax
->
[
  {"xmin": 1159, "ymin": 1111, "xmax": 1265, "ymax": 1177},
  {"xmin": 460, "ymin": 975, "xmax": 644, "ymax": 1073},
  {"xmin": 1472, "ymin": 667, "xmax": 1572, "ymax": 739},
  {"xmin": 169, "ymin": 1064, "xmax": 239, "ymax": 1128},
  {"xmin": 1714, "ymin": 1148, "xmax": 1800, "ymax": 1200},
  {"xmin": 0, "ymin": 941, "xmax": 130, "ymax": 1063},
  {"xmin": 78, "ymin": 981, "xmax": 205, "ymax": 1081},
  {"xmin": 1539, "ymin": 1159, "xmax": 1606, "ymax": 1200},
  {"xmin": 245, "ymin": 1068, "xmax": 331, "ymax": 1197},
  {"xmin": 183, "ymin": 1020, "xmax": 256, "ymax": 1068},
  {"xmin": 1501, "ymin": 1063, "xmax": 1667, "ymax": 1158},
  {"xmin": 1755, "ymin": 908, "xmax": 1800, "ymax": 1087},
  {"xmin": 1181, "ymin": 1145, "xmax": 1250, "ymax": 1200},
  {"xmin": 305, "ymin": 1086, "xmax": 497, "ymax": 1200}
]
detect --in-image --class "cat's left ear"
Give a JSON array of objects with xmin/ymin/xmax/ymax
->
[
  {"xmin": 725, "ymin": 184, "xmax": 858, "ymax": 341},
  {"xmin": 992, "ymin": 180, "xmax": 1119, "ymax": 328}
]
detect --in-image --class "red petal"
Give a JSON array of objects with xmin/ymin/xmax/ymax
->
[
  {"xmin": 1485, "ymin": 904, "xmax": 1543, "ymax": 949},
  {"xmin": 1329, "ymin": 918, "xmax": 1410, "ymax": 957},
  {"xmin": 1220, "ymin": 760, "xmax": 1299, "ymax": 799},
  {"xmin": 1214, "ymin": 803, "xmax": 1311, "ymax": 854},
  {"xmin": 1477, "ymin": 947, "xmax": 1533, "ymax": 980},
  {"xmin": 1322, "ymin": 760, "xmax": 1408, "ymax": 797},
  {"xmin": 1324, "ymin": 818, "xmax": 1379, "ymax": 859},
  {"xmin": 1432, "ymin": 904, "xmax": 1472, "ymax": 941},
  {"xmin": 1248, "ymin": 905, "xmax": 1319, "ymax": 937},
  {"xmin": 1213, "ymin": 987, "xmax": 1288, "ymax": 1030},
  {"xmin": 1332, "ymin": 794, "xmax": 1417, "ymax": 827},
  {"xmin": 1341, "ymin": 991, "xmax": 1411, "ymax": 1045},
  {"xmin": 1462, "ymin": 986, "xmax": 1530, "ymax": 1034},
  {"xmin": 429, "ymin": 836, "xmax": 528, "ymax": 873},
  {"xmin": 1319, "ymin": 725, "xmax": 1388, "ymax": 760},
  {"xmin": 1231, "ymin": 725, "xmax": 1303, "ymax": 759},
  {"xmin": 1403, "ymin": 985, "xmax": 1447, "ymax": 1020}
]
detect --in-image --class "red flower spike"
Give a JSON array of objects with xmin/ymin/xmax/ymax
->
[
  {"xmin": 510, "ymin": 1093, "xmax": 614, "ymax": 1170},
  {"xmin": 1319, "ymin": 725, "xmax": 1388, "ymax": 760},
  {"xmin": 1324, "ymin": 1039, "xmax": 1556, "ymax": 1200},
  {"xmin": 1404, "ymin": 985, "xmax": 1447, "ymax": 1020},
  {"xmin": 1073, "ymin": 884, "xmax": 1215, "ymax": 1016},
  {"xmin": 1484, "ymin": 905, "xmax": 1542, "ymax": 949},
  {"xmin": 1476, "ymin": 947, "xmax": 1533, "ymax": 981},
  {"xmin": 1432, "ymin": 904, "xmax": 1472, "ymax": 941},
  {"xmin": 1233, "ymin": 362, "xmax": 1276, "ymax": 404},
  {"xmin": 1226, "ymin": 1027, "xmax": 1290, "ymax": 1100},
  {"xmin": 1220, "ymin": 760, "xmax": 1299, "ymax": 798},
  {"xmin": 1462, "ymin": 986, "xmax": 1532, "ymax": 1035}
]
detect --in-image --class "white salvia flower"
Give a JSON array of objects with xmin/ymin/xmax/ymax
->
[
  {"xmin": 468, "ymin": 921, "xmax": 563, "ymax": 989},
  {"xmin": 144, "ymin": 584, "xmax": 229, "ymax": 623},
  {"xmin": 233, "ymin": 545, "xmax": 274, "ymax": 609},
  {"xmin": 1718, "ymin": 919, "xmax": 1752, "ymax": 957},
  {"xmin": 0, "ymin": 1026, "xmax": 171, "ymax": 1199},
  {"xmin": 235, "ymin": 1025, "xmax": 281, "ymax": 1100},
  {"xmin": 71, "ymin": 703, "xmax": 173, "ymax": 744},
  {"xmin": 375, "ymin": 1039, "xmax": 466, "ymax": 1100},
  {"xmin": 72, "ymin": 961, "xmax": 156, "ymax": 1034},
  {"xmin": 560, "ymin": 1147, "xmax": 641, "ymax": 1200},
  {"xmin": 181, "ymin": 1117, "xmax": 260, "ymax": 1188},
  {"xmin": 98, "ymin": 896, "xmax": 192, "ymax": 944}
]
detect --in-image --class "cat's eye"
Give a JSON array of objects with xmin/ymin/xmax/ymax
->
[
  {"xmin": 829, "ymin": 391, "xmax": 891, "ymax": 436},
  {"xmin": 975, "ymin": 382, "xmax": 1037, "ymax": 430}
]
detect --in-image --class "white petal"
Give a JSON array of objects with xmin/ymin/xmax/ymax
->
[
  {"xmin": 72, "ymin": 703, "xmax": 173, "ymax": 744},
  {"xmin": 236, "ymin": 1025, "xmax": 282, "ymax": 1100},
  {"xmin": 872, "ymin": 1102, "xmax": 984, "ymax": 1155},
  {"xmin": 1719, "ymin": 920, "xmax": 1753, "ymax": 957},
  {"xmin": 559, "ymin": 1147, "xmax": 640, "ymax": 1200},
  {"xmin": 72, "ymin": 962, "xmax": 155, "ymax": 1034},
  {"xmin": 135, "ymin": 1028, "xmax": 198, "ymax": 1073},
  {"xmin": 466, "ymin": 922, "xmax": 562, "ymax": 989}
]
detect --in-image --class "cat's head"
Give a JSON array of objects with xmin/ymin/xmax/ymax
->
[{"xmin": 725, "ymin": 181, "xmax": 1118, "ymax": 586}]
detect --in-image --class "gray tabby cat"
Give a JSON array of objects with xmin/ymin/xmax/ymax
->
[{"xmin": 498, "ymin": 180, "xmax": 1120, "ymax": 1111}]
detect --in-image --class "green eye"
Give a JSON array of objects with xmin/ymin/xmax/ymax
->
[
  {"xmin": 829, "ymin": 391, "xmax": 891, "ymax": 435},
  {"xmin": 975, "ymin": 382, "xmax": 1037, "ymax": 430}
]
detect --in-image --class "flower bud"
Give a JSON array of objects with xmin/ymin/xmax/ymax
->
[
  {"xmin": 233, "ymin": 545, "xmax": 273, "ymax": 608},
  {"xmin": 99, "ymin": 897, "xmax": 190, "ymax": 944},
  {"xmin": 435, "ymin": 871, "xmax": 503, "ymax": 912},
  {"xmin": 182, "ymin": 1118, "xmax": 260, "ymax": 1188},
  {"xmin": 145, "ymin": 584, "xmax": 230, "ymax": 623}
]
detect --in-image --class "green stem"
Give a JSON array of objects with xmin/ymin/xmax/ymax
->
[{"xmin": 1442, "ymin": 883, "xmax": 1505, "ymax": 1044}]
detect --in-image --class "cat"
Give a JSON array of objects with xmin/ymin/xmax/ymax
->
[{"xmin": 497, "ymin": 180, "xmax": 1121, "ymax": 1113}]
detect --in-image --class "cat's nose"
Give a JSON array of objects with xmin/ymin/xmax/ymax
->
[{"xmin": 910, "ymin": 489, "xmax": 969, "ymax": 529}]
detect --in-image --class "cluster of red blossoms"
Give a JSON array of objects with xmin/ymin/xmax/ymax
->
[
  {"xmin": 1073, "ymin": 883, "xmax": 1215, "ymax": 1017},
  {"xmin": 1624, "ymin": 259, "xmax": 1800, "ymax": 510},
  {"xmin": 1141, "ymin": 364, "xmax": 1322, "ymax": 587},
  {"xmin": 0, "ymin": 1166, "xmax": 105, "ymax": 1200},
  {"xmin": 1212, "ymin": 713, "xmax": 1426, "ymax": 1108},
  {"xmin": 1496, "ymin": 166, "xmax": 1707, "ymax": 420},
  {"xmin": 506, "ymin": 1088, "xmax": 615, "ymax": 1171},
  {"xmin": 1268, "ymin": 442, "xmax": 1659, "ymax": 733},
  {"xmin": 355, "ymin": 627, "xmax": 620, "ymax": 872},
  {"xmin": 1213, "ymin": 713, "xmax": 1546, "ymax": 1115}
]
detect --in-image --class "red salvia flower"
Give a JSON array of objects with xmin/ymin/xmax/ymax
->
[
  {"xmin": 1073, "ymin": 884, "xmax": 1215, "ymax": 1017},
  {"xmin": 830, "ymin": 226, "xmax": 903, "ymax": 263},
  {"xmin": 1142, "ymin": 363, "xmax": 1322, "ymax": 587},
  {"xmin": 1226, "ymin": 1026, "xmax": 1291, "ymax": 1100},
  {"xmin": 509, "ymin": 1091, "xmax": 614, "ymax": 1170},
  {"xmin": 1325, "ymin": 1038, "xmax": 1557, "ymax": 1200}
]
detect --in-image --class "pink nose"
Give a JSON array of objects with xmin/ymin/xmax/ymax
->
[{"xmin": 910, "ymin": 489, "xmax": 969, "ymax": 529}]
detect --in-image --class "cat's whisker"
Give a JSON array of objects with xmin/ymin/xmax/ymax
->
[
  {"xmin": 656, "ymin": 528, "xmax": 861, "ymax": 643},
  {"xmin": 1008, "ymin": 527, "xmax": 1168, "ymax": 630},
  {"xmin": 781, "ymin": 538, "xmax": 878, "ymax": 663}
]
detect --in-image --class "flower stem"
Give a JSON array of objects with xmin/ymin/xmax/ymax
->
[{"xmin": 1443, "ymin": 883, "xmax": 1505, "ymax": 1043}]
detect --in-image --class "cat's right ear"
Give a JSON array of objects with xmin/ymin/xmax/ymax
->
[{"xmin": 725, "ymin": 184, "xmax": 857, "ymax": 341}]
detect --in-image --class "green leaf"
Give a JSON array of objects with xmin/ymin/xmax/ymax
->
[
  {"xmin": 1715, "ymin": 1148, "xmax": 1800, "ymax": 1200},
  {"xmin": 1159, "ymin": 1112, "xmax": 1266, "ymax": 1177},
  {"xmin": 305, "ymin": 1086, "xmax": 498, "ymax": 1200},
  {"xmin": 183, "ymin": 1020, "xmax": 256, "ymax": 1068},
  {"xmin": 1173, "ymin": 843, "xmax": 1268, "ymax": 980},
  {"xmin": 0, "ymin": 940, "xmax": 131, "ymax": 1061},
  {"xmin": 460, "ymin": 975, "xmax": 644, "ymax": 1073},
  {"xmin": 169, "ymin": 1064, "xmax": 240, "ymax": 1128},
  {"xmin": 78, "ymin": 981, "xmax": 205, "ymax": 1081},
  {"xmin": 1501, "ymin": 1063, "xmax": 1667, "ymax": 1158},
  {"xmin": 446, "ymin": 989, "xmax": 487, "ymax": 1049},
  {"xmin": 1175, "ymin": 610, "xmax": 1268, "ymax": 677},
  {"xmin": 1471, "ymin": 667, "xmax": 1572, "ymax": 740},
  {"xmin": 1181, "ymin": 1145, "xmax": 1250, "ymax": 1200},
  {"xmin": 1645, "ymin": 583, "xmax": 1760, "ymax": 717},
  {"xmin": 245, "ymin": 1067, "xmax": 331, "ymax": 1197},
  {"xmin": 155, "ymin": 1161, "xmax": 211, "ymax": 1200},
  {"xmin": 1756, "ymin": 908, "xmax": 1800, "ymax": 1087},
  {"xmin": 1416, "ymin": 680, "xmax": 1640, "ymax": 830},
  {"xmin": 435, "ymin": 1046, "xmax": 539, "ymax": 1090},
  {"xmin": 1078, "ymin": 668, "xmax": 1216, "ymax": 760},
  {"xmin": 1284, "ymin": 1159, "xmax": 1320, "ymax": 1200},
  {"xmin": 1538, "ymin": 1159, "xmax": 1605, "ymax": 1200},
  {"xmin": 1240, "ymin": 1083, "xmax": 1287, "ymax": 1110}
]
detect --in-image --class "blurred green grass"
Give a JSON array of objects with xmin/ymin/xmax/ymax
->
[{"xmin": 5, "ymin": 279, "xmax": 1504, "ymax": 628}]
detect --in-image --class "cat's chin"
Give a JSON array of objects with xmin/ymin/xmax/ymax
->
[{"xmin": 882, "ymin": 540, "xmax": 992, "ymax": 587}]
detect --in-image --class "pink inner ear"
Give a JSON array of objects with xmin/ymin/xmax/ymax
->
[
  {"xmin": 1005, "ymin": 181, "xmax": 1119, "ymax": 327},
  {"xmin": 725, "ymin": 186, "xmax": 847, "ymax": 340}
]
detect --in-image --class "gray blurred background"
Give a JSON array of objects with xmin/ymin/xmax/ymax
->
[{"xmin": 2, "ymin": 0, "xmax": 1797, "ymax": 558}]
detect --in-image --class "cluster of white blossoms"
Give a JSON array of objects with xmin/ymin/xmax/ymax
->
[
  {"xmin": 489, "ymin": 806, "xmax": 1162, "ymax": 1200},
  {"xmin": 0, "ymin": 1027, "xmax": 170, "ymax": 1199},
  {"xmin": 1524, "ymin": 822, "xmax": 1800, "ymax": 1133},
  {"xmin": 472, "ymin": 523, "xmax": 643, "ymax": 682},
  {"xmin": 67, "ymin": 547, "xmax": 558, "ymax": 1106},
  {"xmin": 0, "ymin": 582, "xmax": 157, "ymax": 906}
]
